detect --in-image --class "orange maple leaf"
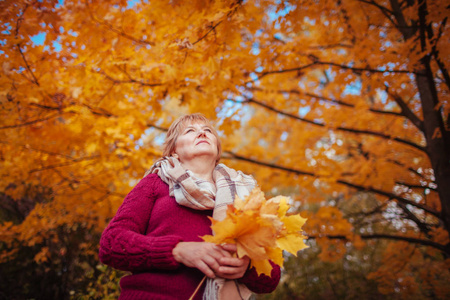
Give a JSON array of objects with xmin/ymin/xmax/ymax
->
[{"xmin": 202, "ymin": 187, "xmax": 308, "ymax": 275}]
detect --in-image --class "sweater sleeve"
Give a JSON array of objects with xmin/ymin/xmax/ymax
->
[
  {"xmin": 99, "ymin": 175, "xmax": 182, "ymax": 272},
  {"xmin": 238, "ymin": 261, "xmax": 281, "ymax": 294}
]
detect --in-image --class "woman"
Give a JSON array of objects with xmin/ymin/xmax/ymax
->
[{"xmin": 99, "ymin": 113, "xmax": 281, "ymax": 299}]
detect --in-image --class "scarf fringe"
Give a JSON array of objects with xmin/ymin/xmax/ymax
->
[{"xmin": 203, "ymin": 278, "xmax": 219, "ymax": 300}]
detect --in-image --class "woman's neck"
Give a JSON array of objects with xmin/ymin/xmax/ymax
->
[{"xmin": 180, "ymin": 157, "xmax": 216, "ymax": 182}]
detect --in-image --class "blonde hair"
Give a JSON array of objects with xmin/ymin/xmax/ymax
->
[{"xmin": 163, "ymin": 113, "xmax": 222, "ymax": 164}]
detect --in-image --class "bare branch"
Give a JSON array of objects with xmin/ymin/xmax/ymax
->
[
  {"xmin": 249, "ymin": 87, "xmax": 404, "ymax": 117},
  {"xmin": 307, "ymin": 43, "xmax": 353, "ymax": 49},
  {"xmin": 308, "ymin": 233, "xmax": 447, "ymax": 253},
  {"xmin": 146, "ymin": 123, "xmax": 169, "ymax": 132},
  {"xmin": 29, "ymin": 155, "xmax": 99, "ymax": 173},
  {"xmin": 250, "ymin": 60, "xmax": 420, "ymax": 85},
  {"xmin": 337, "ymin": 0, "xmax": 356, "ymax": 44},
  {"xmin": 16, "ymin": 44, "xmax": 40, "ymax": 86},
  {"xmin": 250, "ymin": 63, "xmax": 316, "ymax": 83},
  {"xmin": 395, "ymin": 201, "xmax": 431, "ymax": 235},
  {"xmin": 389, "ymin": 0, "xmax": 417, "ymax": 39},
  {"xmin": 357, "ymin": 0, "xmax": 395, "ymax": 19},
  {"xmin": 85, "ymin": 1, "xmax": 154, "ymax": 46},
  {"xmin": 386, "ymin": 158, "xmax": 424, "ymax": 178},
  {"xmin": 223, "ymin": 150, "xmax": 440, "ymax": 217},
  {"xmin": 385, "ymin": 86, "xmax": 425, "ymax": 132},
  {"xmin": 431, "ymin": 17, "xmax": 450, "ymax": 91},
  {"xmin": 192, "ymin": 20, "xmax": 223, "ymax": 45},
  {"xmin": 100, "ymin": 70, "xmax": 163, "ymax": 87},
  {"xmin": 316, "ymin": 61, "xmax": 416, "ymax": 75},
  {"xmin": 228, "ymin": 97, "xmax": 426, "ymax": 153},
  {"xmin": 396, "ymin": 181, "xmax": 437, "ymax": 191},
  {"xmin": 0, "ymin": 141, "xmax": 77, "ymax": 161},
  {"xmin": 30, "ymin": 99, "xmax": 114, "ymax": 118},
  {"xmin": 0, "ymin": 113, "xmax": 62, "ymax": 130},
  {"xmin": 82, "ymin": 103, "xmax": 115, "ymax": 117}
]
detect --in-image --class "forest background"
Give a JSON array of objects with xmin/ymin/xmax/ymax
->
[{"xmin": 1, "ymin": 0, "xmax": 449, "ymax": 299}]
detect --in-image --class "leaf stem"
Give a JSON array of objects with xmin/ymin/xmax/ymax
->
[{"xmin": 189, "ymin": 275, "xmax": 207, "ymax": 300}]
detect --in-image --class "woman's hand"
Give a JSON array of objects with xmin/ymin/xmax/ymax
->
[
  {"xmin": 172, "ymin": 242, "xmax": 232, "ymax": 278},
  {"xmin": 215, "ymin": 244, "xmax": 250, "ymax": 280}
]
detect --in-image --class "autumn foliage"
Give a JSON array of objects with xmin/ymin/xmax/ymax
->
[
  {"xmin": 1, "ymin": 0, "xmax": 449, "ymax": 299},
  {"xmin": 203, "ymin": 187, "xmax": 308, "ymax": 275}
]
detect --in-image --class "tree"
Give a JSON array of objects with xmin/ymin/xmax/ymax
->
[{"xmin": 0, "ymin": 0, "xmax": 449, "ymax": 298}]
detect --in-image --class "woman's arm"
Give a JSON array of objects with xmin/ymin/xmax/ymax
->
[
  {"xmin": 237, "ymin": 262, "xmax": 281, "ymax": 294},
  {"xmin": 99, "ymin": 174, "xmax": 182, "ymax": 272}
]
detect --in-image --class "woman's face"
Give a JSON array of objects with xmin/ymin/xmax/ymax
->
[{"xmin": 174, "ymin": 122, "xmax": 218, "ymax": 163}]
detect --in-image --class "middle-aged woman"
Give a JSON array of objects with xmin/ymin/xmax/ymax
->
[{"xmin": 99, "ymin": 113, "xmax": 281, "ymax": 300}]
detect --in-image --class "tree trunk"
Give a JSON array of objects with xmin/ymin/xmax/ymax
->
[
  {"xmin": 416, "ymin": 0, "xmax": 450, "ymax": 236},
  {"xmin": 415, "ymin": 65, "xmax": 450, "ymax": 233}
]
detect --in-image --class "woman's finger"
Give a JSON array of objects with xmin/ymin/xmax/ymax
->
[
  {"xmin": 216, "ymin": 256, "xmax": 250, "ymax": 279},
  {"xmin": 219, "ymin": 256, "xmax": 248, "ymax": 267},
  {"xmin": 220, "ymin": 243, "xmax": 237, "ymax": 253},
  {"xmin": 218, "ymin": 265, "xmax": 244, "ymax": 275},
  {"xmin": 216, "ymin": 265, "xmax": 248, "ymax": 279},
  {"xmin": 196, "ymin": 260, "xmax": 216, "ymax": 278}
]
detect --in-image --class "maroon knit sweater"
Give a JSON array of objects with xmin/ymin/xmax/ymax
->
[{"xmin": 99, "ymin": 174, "xmax": 281, "ymax": 300}]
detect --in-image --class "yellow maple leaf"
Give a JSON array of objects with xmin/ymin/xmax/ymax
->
[{"xmin": 202, "ymin": 187, "xmax": 308, "ymax": 275}]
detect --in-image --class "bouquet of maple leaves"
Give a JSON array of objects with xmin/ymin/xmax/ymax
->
[{"xmin": 202, "ymin": 187, "xmax": 308, "ymax": 276}]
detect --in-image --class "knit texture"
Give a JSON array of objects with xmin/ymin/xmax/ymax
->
[{"xmin": 99, "ymin": 174, "xmax": 281, "ymax": 300}]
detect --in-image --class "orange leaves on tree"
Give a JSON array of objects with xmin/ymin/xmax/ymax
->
[
  {"xmin": 303, "ymin": 206, "xmax": 361, "ymax": 262},
  {"xmin": 202, "ymin": 187, "xmax": 308, "ymax": 275}
]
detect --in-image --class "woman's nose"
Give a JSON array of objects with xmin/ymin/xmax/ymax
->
[{"xmin": 198, "ymin": 129, "xmax": 206, "ymax": 137}]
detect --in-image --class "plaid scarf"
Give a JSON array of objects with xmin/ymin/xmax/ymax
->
[{"xmin": 147, "ymin": 157, "xmax": 256, "ymax": 300}]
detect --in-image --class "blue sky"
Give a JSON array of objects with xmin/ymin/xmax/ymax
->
[{"xmin": 29, "ymin": 0, "xmax": 139, "ymax": 50}]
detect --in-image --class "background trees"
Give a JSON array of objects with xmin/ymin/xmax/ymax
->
[{"xmin": 1, "ymin": 0, "xmax": 449, "ymax": 299}]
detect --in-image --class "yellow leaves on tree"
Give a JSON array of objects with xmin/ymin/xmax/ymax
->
[
  {"xmin": 202, "ymin": 187, "xmax": 308, "ymax": 275},
  {"xmin": 367, "ymin": 242, "xmax": 428, "ymax": 297},
  {"xmin": 303, "ymin": 206, "xmax": 363, "ymax": 262}
]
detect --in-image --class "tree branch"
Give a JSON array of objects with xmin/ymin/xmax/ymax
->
[
  {"xmin": 16, "ymin": 44, "xmax": 40, "ymax": 86},
  {"xmin": 29, "ymin": 155, "xmax": 99, "ymax": 173},
  {"xmin": 252, "ymin": 63, "xmax": 317, "ymax": 83},
  {"xmin": 431, "ymin": 17, "xmax": 450, "ymax": 92},
  {"xmin": 357, "ymin": 0, "xmax": 395, "ymax": 20},
  {"xmin": 192, "ymin": 20, "xmax": 223, "ymax": 45},
  {"xmin": 100, "ymin": 70, "xmax": 163, "ymax": 87},
  {"xmin": 0, "ymin": 113, "xmax": 62, "ymax": 130},
  {"xmin": 307, "ymin": 43, "xmax": 353, "ymax": 49},
  {"xmin": 385, "ymin": 86, "xmax": 425, "ymax": 132},
  {"xmin": 316, "ymin": 60, "xmax": 416, "ymax": 75},
  {"xmin": 389, "ymin": 0, "xmax": 417, "ymax": 39},
  {"xmin": 228, "ymin": 97, "xmax": 426, "ymax": 153},
  {"xmin": 395, "ymin": 201, "xmax": 431, "ymax": 235},
  {"xmin": 308, "ymin": 233, "xmax": 447, "ymax": 253},
  {"xmin": 29, "ymin": 99, "xmax": 114, "ymax": 118},
  {"xmin": 337, "ymin": 0, "xmax": 356, "ymax": 44},
  {"xmin": 395, "ymin": 181, "xmax": 437, "ymax": 191},
  {"xmin": 250, "ymin": 60, "xmax": 420, "ymax": 85},
  {"xmin": 85, "ymin": 1, "xmax": 154, "ymax": 46},
  {"xmin": 249, "ymin": 86, "xmax": 404, "ymax": 117},
  {"xmin": 386, "ymin": 158, "xmax": 424, "ymax": 178},
  {"xmin": 82, "ymin": 103, "xmax": 115, "ymax": 117},
  {"xmin": 223, "ymin": 150, "xmax": 440, "ymax": 217},
  {"xmin": 0, "ymin": 141, "xmax": 77, "ymax": 161},
  {"xmin": 146, "ymin": 123, "xmax": 169, "ymax": 132}
]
